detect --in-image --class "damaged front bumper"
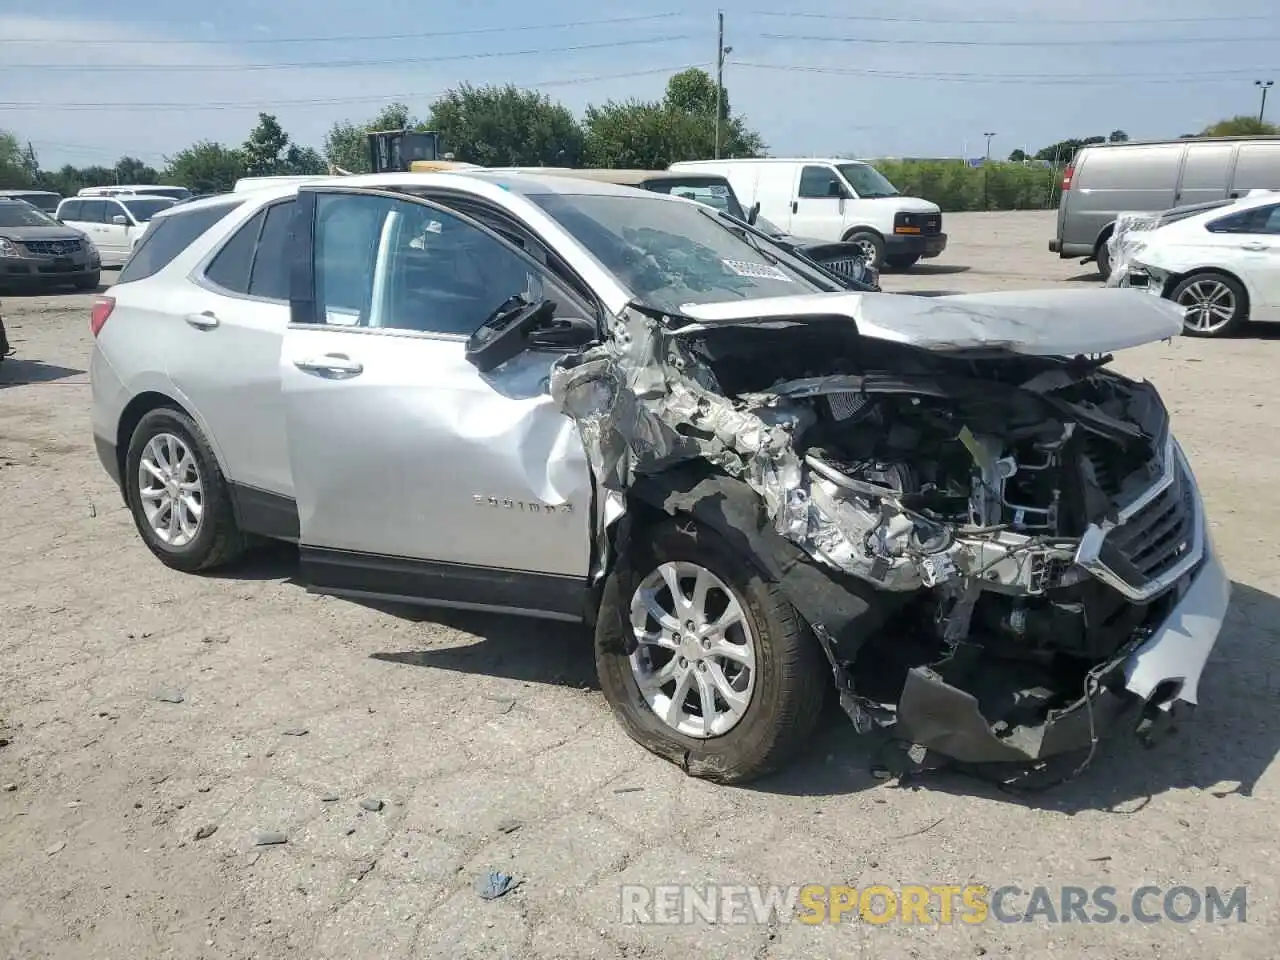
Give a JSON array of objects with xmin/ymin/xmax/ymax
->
[{"xmin": 895, "ymin": 529, "xmax": 1230, "ymax": 765}]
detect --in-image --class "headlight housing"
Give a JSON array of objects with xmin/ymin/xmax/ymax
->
[{"xmin": 0, "ymin": 236, "xmax": 20, "ymax": 258}]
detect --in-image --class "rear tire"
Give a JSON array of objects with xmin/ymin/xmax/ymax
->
[
  {"xmin": 595, "ymin": 517, "xmax": 828, "ymax": 784},
  {"xmin": 1170, "ymin": 271, "xmax": 1248, "ymax": 338},
  {"xmin": 124, "ymin": 407, "xmax": 248, "ymax": 572},
  {"xmin": 842, "ymin": 229, "xmax": 885, "ymax": 270},
  {"xmin": 1095, "ymin": 237, "xmax": 1112, "ymax": 278}
]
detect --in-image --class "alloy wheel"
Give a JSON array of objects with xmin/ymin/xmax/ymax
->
[
  {"xmin": 1177, "ymin": 278, "xmax": 1237, "ymax": 334},
  {"xmin": 137, "ymin": 432, "xmax": 204, "ymax": 547},
  {"xmin": 628, "ymin": 561, "xmax": 757, "ymax": 738}
]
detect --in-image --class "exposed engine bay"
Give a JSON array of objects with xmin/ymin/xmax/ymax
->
[{"xmin": 552, "ymin": 291, "xmax": 1205, "ymax": 767}]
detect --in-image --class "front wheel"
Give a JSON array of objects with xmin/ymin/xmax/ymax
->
[
  {"xmin": 595, "ymin": 518, "xmax": 828, "ymax": 784},
  {"xmin": 124, "ymin": 407, "xmax": 248, "ymax": 572},
  {"xmin": 1170, "ymin": 272, "xmax": 1248, "ymax": 338},
  {"xmin": 843, "ymin": 230, "xmax": 885, "ymax": 271}
]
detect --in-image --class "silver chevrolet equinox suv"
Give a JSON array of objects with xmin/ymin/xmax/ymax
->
[{"xmin": 90, "ymin": 172, "xmax": 1231, "ymax": 784}]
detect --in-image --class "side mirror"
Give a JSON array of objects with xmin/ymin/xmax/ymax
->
[
  {"xmin": 111, "ymin": 215, "xmax": 128, "ymax": 226},
  {"xmin": 826, "ymin": 180, "xmax": 847, "ymax": 198},
  {"xmin": 747, "ymin": 202, "xmax": 761, "ymax": 225},
  {"xmin": 466, "ymin": 297, "xmax": 596, "ymax": 372}
]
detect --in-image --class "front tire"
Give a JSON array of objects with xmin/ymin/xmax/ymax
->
[
  {"xmin": 843, "ymin": 229, "xmax": 885, "ymax": 271},
  {"xmin": 1170, "ymin": 271, "xmax": 1248, "ymax": 338},
  {"xmin": 124, "ymin": 407, "xmax": 247, "ymax": 572},
  {"xmin": 1095, "ymin": 237, "xmax": 1112, "ymax": 278},
  {"xmin": 595, "ymin": 518, "xmax": 827, "ymax": 784}
]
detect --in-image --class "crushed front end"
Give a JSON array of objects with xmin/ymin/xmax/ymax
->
[{"xmin": 552, "ymin": 290, "xmax": 1229, "ymax": 766}]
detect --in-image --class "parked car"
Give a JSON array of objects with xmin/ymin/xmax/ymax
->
[
  {"xmin": 1107, "ymin": 190, "xmax": 1280, "ymax": 337},
  {"xmin": 0, "ymin": 198, "xmax": 101, "ymax": 292},
  {"xmin": 77, "ymin": 184, "xmax": 192, "ymax": 202},
  {"xmin": 1049, "ymin": 136, "xmax": 1280, "ymax": 276},
  {"xmin": 489, "ymin": 166, "xmax": 879, "ymax": 290},
  {"xmin": 668, "ymin": 157, "xmax": 946, "ymax": 271},
  {"xmin": 56, "ymin": 195, "xmax": 176, "ymax": 267},
  {"xmin": 90, "ymin": 171, "xmax": 1226, "ymax": 784},
  {"xmin": 0, "ymin": 189, "xmax": 62, "ymax": 214}
]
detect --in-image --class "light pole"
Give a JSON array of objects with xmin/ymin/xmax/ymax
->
[
  {"xmin": 1257, "ymin": 80, "xmax": 1274, "ymax": 124},
  {"xmin": 983, "ymin": 132, "xmax": 996, "ymax": 210}
]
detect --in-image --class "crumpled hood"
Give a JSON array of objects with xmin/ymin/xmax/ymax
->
[{"xmin": 676, "ymin": 288, "xmax": 1185, "ymax": 356}]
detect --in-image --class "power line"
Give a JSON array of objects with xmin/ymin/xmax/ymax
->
[
  {"xmin": 0, "ymin": 62, "xmax": 712, "ymax": 111},
  {"xmin": 4, "ymin": 35, "xmax": 696, "ymax": 72},
  {"xmin": 758, "ymin": 31, "xmax": 1280, "ymax": 47},
  {"xmin": 733, "ymin": 61, "xmax": 1280, "ymax": 85},
  {"xmin": 0, "ymin": 12, "xmax": 686, "ymax": 45},
  {"xmin": 747, "ymin": 10, "xmax": 1277, "ymax": 25}
]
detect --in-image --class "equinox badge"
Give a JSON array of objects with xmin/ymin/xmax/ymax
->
[{"xmin": 473, "ymin": 495, "xmax": 573, "ymax": 515}]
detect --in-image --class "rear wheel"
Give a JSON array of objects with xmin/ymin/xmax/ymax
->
[
  {"xmin": 1171, "ymin": 272, "xmax": 1248, "ymax": 338},
  {"xmin": 124, "ymin": 407, "xmax": 248, "ymax": 572},
  {"xmin": 842, "ymin": 230, "xmax": 885, "ymax": 270},
  {"xmin": 595, "ymin": 518, "xmax": 828, "ymax": 784},
  {"xmin": 1095, "ymin": 237, "xmax": 1112, "ymax": 278}
]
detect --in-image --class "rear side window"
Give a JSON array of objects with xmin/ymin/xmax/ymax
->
[
  {"xmin": 200, "ymin": 199, "xmax": 295, "ymax": 301},
  {"xmin": 204, "ymin": 209, "xmax": 266, "ymax": 293},
  {"xmin": 247, "ymin": 200, "xmax": 295, "ymax": 300},
  {"xmin": 116, "ymin": 201, "xmax": 244, "ymax": 284}
]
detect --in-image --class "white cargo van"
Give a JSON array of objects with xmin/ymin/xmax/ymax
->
[{"xmin": 668, "ymin": 158, "xmax": 946, "ymax": 270}]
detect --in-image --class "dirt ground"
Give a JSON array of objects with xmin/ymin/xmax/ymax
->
[{"xmin": 1, "ymin": 210, "xmax": 1276, "ymax": 958}]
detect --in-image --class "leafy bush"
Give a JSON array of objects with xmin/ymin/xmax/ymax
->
[{"xmin": 873, "ymin": 160, "xmax": 1062, "ymax": 212}]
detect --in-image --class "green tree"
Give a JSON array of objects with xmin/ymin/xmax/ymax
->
[
  {"xmin": 242, "ymin": 113, "xmax": 291, "ymax": 176},
  {"xmin": 283, "ymin": 144, "xmax": 326, "ymax": 175},
  {"xmin": 324, "ymin": 103, "xmax": 428, "ymax": 173},
  {"xmin": 1008, "ymin": 148, "xmax": 1029, "ymax": 162},
  {"xmin": 1199, "ymin": 115, "xmax": 1279, "ymax": 137},
  {"xmin": 1108, "ymin": 129, "xmax": 1130, "ymax": 142},
  {"xmin": 582, "ymin": 68, "xmax": 764, "ymax": 168},
  {"xmin": 115, "ymin": 156, "xmax": 160, "ymax": 184},
  {"xmin": 1034, "ymin": 135, "xmax": 1106, "ymax": 162},
  {"xmin": 0, "ymin": 129, "xmax": 28, "ymax": 188},
  {"xmin": 428, "ymin": 83, "xmax": 583, "ymax": 166},
  {"xmin": 164, "ymin": 141, "xmax": 246, "ymax": 194}
]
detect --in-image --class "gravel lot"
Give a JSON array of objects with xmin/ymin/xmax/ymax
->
[{"xmin": 1, "ymin": 210, "xmax": 1276, "ymax": 958}]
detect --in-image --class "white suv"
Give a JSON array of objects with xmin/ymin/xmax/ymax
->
[{"xmin": 57, "ymin": 195, "xmax": 176, "ymax": 267}]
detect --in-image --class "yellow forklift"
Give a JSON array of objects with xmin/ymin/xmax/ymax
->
[{"xmin": 365, "ymin": 129, "xmax": 480, "ymax": 173}]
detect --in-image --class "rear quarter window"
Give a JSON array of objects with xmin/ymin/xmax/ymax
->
[{"xmin": 116, "ymin": 201, "xmax": 245, "ymax": 284}]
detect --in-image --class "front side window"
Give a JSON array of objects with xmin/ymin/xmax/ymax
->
[
  {"xmin": 528, "ymin": 191, "xmax": 829, "ymax": 314},
  {"xmin": 798, "ymin": 165, "xmax": 842, "ymax": 199},
  {"xmin": 311, "ymin": 193, "xmax": 555, "ymax": 335},
  {"xmin": 836, "ymin": 163, "xmax": 900, "ymax": 199},
  {"xmin": 58, "ymin": 200, "xmax": 83, "ymax": 220}
]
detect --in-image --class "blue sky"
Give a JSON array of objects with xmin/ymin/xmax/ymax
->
[{"xmin": 2, "ymin": 0, "xmax": 1277, "ymax": 170}]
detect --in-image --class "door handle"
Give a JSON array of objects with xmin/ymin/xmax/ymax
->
[
  {"xmin": 184, "ymin": 311, "xmax": 219, "ymax": 329},
  {"xmin": 294, "ymin": 354, "xmax": 363, "ymax": 377},
  {"xmin": 791, "ymin": 200, "xmax": 798, "ymax": 213},
  {"xmin": 1240, "ymin": 242, "xmax": 1269, "ymax": 251}
]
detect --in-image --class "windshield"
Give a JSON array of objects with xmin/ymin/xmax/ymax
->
[
  {"xmin": 641, "ymin": 178, "xmax": 747, "ymax": 220},
  {"xmin": 836, "ymin": 163, "xmax": 900, "ymax": 199},
  {"xmin": 754, "ymin": 214, "xmax": 786, "ymax": 237},
  {"xmin": 0, "ymin": 202, "xmax": 58, "ymax": 228},
  {"xmin": 122, "ymin": 198, "xmax": 177, "ymax": 222},
  {"xmin": 529, "ymin": 192, "xmax": 827, "ymax": 313},
  {"xmin": 4, "ymin": 192, "xmax": 59, "ymax": 213}
]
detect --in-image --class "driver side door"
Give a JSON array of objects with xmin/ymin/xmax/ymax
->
[{"xmin": 281, "ymin": 186, "xmax": 597, "ymax": 620}]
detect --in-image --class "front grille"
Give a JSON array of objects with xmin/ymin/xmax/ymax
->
[
  {"xmin": 892, "ymin": 211, "xmax": 942, "ymax": 236},
  {"xmin": 824, "ymin": 257, "xmax": 866, "ymax": 277},
  {"xmin": 1094, "ymin": 460, "xmax": 1197, "ymax": 594},
  {"xmin": 22, "ymin": 239, "xmax": 82, "ymax": 257}
]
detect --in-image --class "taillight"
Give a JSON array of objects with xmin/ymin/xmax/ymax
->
[
  {"xmin": 1061, "ymin": 164, "xmax": 1075, "ymax": 191},
  {"xmin": 90, "ymin": 296, "xmax": 115, "ymax": 337}
]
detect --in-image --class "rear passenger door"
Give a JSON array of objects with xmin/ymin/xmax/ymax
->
[
  {"xmin": 280, "ymin": 186, "xmax": 595, "ymax": 617},
  {"xmin": 77, "ymin": 200, "xmax": 118, "ymax": 263},
  {"xmin": 165, "ymin": 198, "xmax": 297, "ymax": 520}
]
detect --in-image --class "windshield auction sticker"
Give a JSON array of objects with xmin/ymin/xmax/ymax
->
[{"xmin": 721, "ymin": 259, "xmax": 793, "ymax": 282}]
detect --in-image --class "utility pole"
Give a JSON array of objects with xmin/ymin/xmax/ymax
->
[
  {"xmin": 1257, "ymin": 80, "xmax": 1274, "ymax": 124},
  {"xmin": 983, "ymin": 132, "xmax": 996, "ymax": 210},
  {"xmin": 715, "ymin": 11, "xmax": 725, "ymax": 159}
]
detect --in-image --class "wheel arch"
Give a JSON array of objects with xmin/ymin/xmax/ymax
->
[
  {"xmin": 115, "ymin": 392, "xmax": 235, "ymax": 498},
  {"xmin": 841, "ymin": 224, "xmax": 886, "ymax": 245},
  {"xmin": 1163, "ymin": 265, "xmax": 1253, "ymax": 319}
]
